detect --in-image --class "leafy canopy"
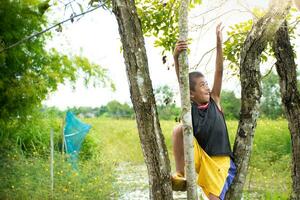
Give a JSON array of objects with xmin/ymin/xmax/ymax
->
[
  {"xmin": 136, "ymin": 0, "xmax": 202, "ymax": 54},
  {"xmin": 0, "ymin": 0, "xmax": 113, "ymax": 121},
  {"xmin": 223, "ymin": 7, "xmax": 300, "ymax": 74}
]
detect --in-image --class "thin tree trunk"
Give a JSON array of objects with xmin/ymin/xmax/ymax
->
[
  {"xmin": 178, "ymin": 0, "xmax": 198, "ymax": 199},
  {"xmin": 111, "ymin": 0, "xmax": 173, "ymax": 199},
  {"xmin": 225, "ymin": 1, "xmax": 291, "ymax": 199},
  {"xmin": 273, "ymin": 20, "xmax": 300, "ymax": 200}
]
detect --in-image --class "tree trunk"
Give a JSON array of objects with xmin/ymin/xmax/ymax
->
[
  {"xmin": 273, "ymin": 20, "xmax": 300, "ymax": 200},
  {"xmin": 225, "ymin": 1, "xmax": 291, "ymax": 199},
  {"xmin": 178, "ymin": 0, "xmax": 198, "ymax": 199},
  {"xmin": 112, "ymin": 0, "xmax": 173, "ymax": 199}
]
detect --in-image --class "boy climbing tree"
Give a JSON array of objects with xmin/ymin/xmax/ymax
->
[{"xmin": 171, "ymin": 23, "xmax": 236, "ymax": 200}]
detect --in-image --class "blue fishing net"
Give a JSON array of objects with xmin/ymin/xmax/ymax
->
[{"xmin": 64, "ymin": 111, "xmax": 91, "ymax": 169}]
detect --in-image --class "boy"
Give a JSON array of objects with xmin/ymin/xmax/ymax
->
[{"xmin": 171, "ymin": 23, "xmax": 236, "ymax": 200}]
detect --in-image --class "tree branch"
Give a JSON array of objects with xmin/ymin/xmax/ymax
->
[
  {"xmin": 262, "ymin": 62, "xmax": 276, "ymax": 79},
  {"xmin": 191, "ymin": 1, "xmax": 227, "ymax": 18},
  {"xmin": 0, "ymin": 1, "xmax": 107, "ymax": 53},
  {"xmin": 193, "ymin": 32, "xmax": 248, "ymax": 69},
  {"xmin": 192, "ymin": 9, "xmax": 250, "ymax": 31}
]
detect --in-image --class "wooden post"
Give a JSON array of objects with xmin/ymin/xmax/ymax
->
[
  {"xmin": 61, "ymin": 117, "xmax": 65, "ymax": 157},
  {"xmin": 50, "ymin": 128, "xmax": 54, "ymax": 197},
  {"xmin": 178, "ymin": 0, "xmax": 198, "ymax": 199}
]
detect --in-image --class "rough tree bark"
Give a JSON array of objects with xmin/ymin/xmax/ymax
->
[
  {"xmin": 273, "ymin": 20, "xmax": 300, "ymax": 200},
  {"xmin": 112, "ymin": 0, "xmax": 173, "ymax": 199},
  {"xmin": 225, "ymin": 1, "xmax": 291, "ymax": 199},
  {"xmin": 178, "ymin": 0, "xmax": 198, "ymax": 199}
]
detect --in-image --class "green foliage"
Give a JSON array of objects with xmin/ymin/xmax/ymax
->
[
  {"xmin": 260, "ymin": 71, "xmax": 284, "ymax": 119},
  {"xmin": 0, "ymin": 148, "xmax": 116, "ymax": 199},
  {"xmin": 157, "ymin": 104, "xmax": 181, "ymax": 121},
  {"xmin": 0, "ymin": 108, "xmax": 61, "ymax": 156},
  {"xmin": 42, "ymin": 106, "xmax": 65, "ymax": 118},
  {"xmin": 96, "ymin": 105, "xmax": 108, "ymax": 117},
  {"xmin": 64, "ymin": 86, "xmax": 245, "ymax": 122},
  {"xmin": 91, "ymin": 118, "xmax": 291, "ymax": 198},
  {"xmin": 105, "ymin": 100, "xmax": 135, "ymax": 119},
  {"xmin": 67, "ymin": 107, "xmax": 99, "ymax": 118},
  {"xmin": 223, "ymin": 9, "xmax": 299, "ymax": 119},
  {"xmin": 244, "ymin": 120, "xmax": 291, "ymax": 199},
  {"xmin": 86, "ymin": 118, "xmax": 144, "ymax": 164},
  {"xmin": 154, "ymin": 85, "xmax": 180, "ymax": 120},
  {"xmin": 221, "ymin": 90, "xmax": 240, "ymax": 119},
  {"xmin": 65, "ymin": 94, "xmax": 179, "ymax": 120},
  {"xmin": 0, "ymin": 107, "xmax": 97, "ymax": 162},
  {"xmin": 102, "ymin": 0, "xmax": 202, "ymax": 53},
  {"xmin": 220, "ymin": 77, "xmax": 284, "ymax": 120},
  {"xmin": 224, "ymin": 120, "xmax": 291, "ymax": 199},
  {"xmin": 0, "ymin": 0, "xmax": 113, "ymax": 122},
  {"xmin": 0, "ymin": 109, "xmax": 116, "ymax": 199},
  {"xmin": 79, "ymin": 133, "xmax": 97, "ymax": 160},
  {"xmin": 63, "ymin": 102, "xmax": 135, "ymax": 119},
  {"xmin": 154, "ymin": 85, "xmax": 175, "ymax": 106},
  {"xmin": 223, "ymin": 19, "xmax": 252, "ymax": 72},
  {"xmin": 135, "ymin": 0, "xmax": 202, "ymax": 54},
  {"xmin": 223, "ymin": 9, "xmax": 300, "ymax": 75},
  {"xmin": 0, "ymin": 114, "xmax": 292, "ymax": 199},
  {"xmin": 286, "ymin": 8, "xmax": 300, "ymax": 46}
]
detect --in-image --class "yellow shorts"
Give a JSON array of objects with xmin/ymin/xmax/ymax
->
[{"xmin": 193, "ymin": 138, "xmax": 236, "ymax": 200}]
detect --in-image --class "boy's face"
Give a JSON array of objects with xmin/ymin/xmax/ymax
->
[{"xmin": 190, "ymin": 77, "xmax": 210, "ymax": 104}]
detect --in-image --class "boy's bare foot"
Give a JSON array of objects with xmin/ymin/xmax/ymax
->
[{"xmin": 171, "ymin": 172, "xmax": 187, "ymax": 191}]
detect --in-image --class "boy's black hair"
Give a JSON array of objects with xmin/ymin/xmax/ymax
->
[{"xmin": 189, "ymin": 71, "xmax": 204, "ymax": 91}]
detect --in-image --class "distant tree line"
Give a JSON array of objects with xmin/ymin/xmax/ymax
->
[{"xmin": 45, "ymin": 79, "xmax": 288, "ymax": 120}]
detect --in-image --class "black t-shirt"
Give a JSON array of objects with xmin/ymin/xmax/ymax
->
[{"xmin": 191, "ymin": 98, "xmax": 233, "ymax": 157}]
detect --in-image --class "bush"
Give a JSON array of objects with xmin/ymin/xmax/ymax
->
[
  {"xmin": 79, "ymin": 134, "xmax": 98, "ymax": 160},
  {"xmin": 0, "ymin": 150, "xmax": 117, "ymax": 199},
  {"xmin": 0, "ymin": 110, "xmax": 117, "ymax": 199}
]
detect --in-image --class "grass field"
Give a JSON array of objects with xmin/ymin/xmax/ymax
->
[
  {"xmin": 86, "ymin": 118, "xmax": 291, "ymax": 199},
  {"xmin": 0, "ymin": 117, "xmax": 292, "ymax": 199}
]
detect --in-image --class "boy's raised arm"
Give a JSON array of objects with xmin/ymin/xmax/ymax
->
[{"xmin": 211, "ymin": 23, "xmax": 224, "ymax": 106}]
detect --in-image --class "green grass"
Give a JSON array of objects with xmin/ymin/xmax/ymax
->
[
  {"xmin": 0, "ymin": 117, "xmax": 292, "ymax": 199},
  {"xmin": 86, "ymin": 118, "xmax": 292, "ymax": 199},
  {"xmin": 0, "ymin": 149, "xmax": 117, "ymax": 200},
  {"xmin": 244, "ymin": 119, "xmax": 291, "ymax": 199},
  {"xmin": 0, "ymin": 115, "xmax": 117, "ymax": 200}
]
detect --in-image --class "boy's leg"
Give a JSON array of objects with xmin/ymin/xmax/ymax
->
[
  {"xmin": 171, "ymin": 124, "xmax": 187, "ymax": 191},
  {"xmin": 172, "ymin": 124, "xmax": 185, "ymax": 175},
  {"xmin": 208, "ymin": 193, "xmax": 220, "ymax": 200}
]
